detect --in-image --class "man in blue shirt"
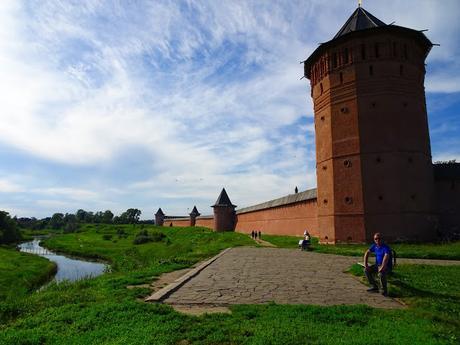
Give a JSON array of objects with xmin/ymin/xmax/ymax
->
[{"xmin": 364, "ymin": 232, "xmax": 392, "ymax": 296}]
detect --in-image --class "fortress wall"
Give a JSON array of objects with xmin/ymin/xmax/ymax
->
[
  {"xmin": 195, "ymin": 217, "xmax": 214, "ymax": 229},
  {"xmin": 234, "ymin": 189, "xmax": 319, "ymax": 237},
  {"xmin": 434, "ymin": 164, "xmax": 460, "ymax": 237},
  {"xmin": 164, "ymin": 218, "xmax": 189, "ymax": 227}
]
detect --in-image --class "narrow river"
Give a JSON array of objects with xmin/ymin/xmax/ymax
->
[{"xmin": 19, "ymin": 239, "xmax": 107, "ymax": 283}]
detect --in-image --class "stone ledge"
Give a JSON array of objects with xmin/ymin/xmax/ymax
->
[{"xmin": 145, "ymin": 248, "xmax": 232, "ymax": 303}]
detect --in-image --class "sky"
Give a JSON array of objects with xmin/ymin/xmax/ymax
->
[{"xmin": 0, "ymin": 0, "xmax": 459, "ymax": 219}]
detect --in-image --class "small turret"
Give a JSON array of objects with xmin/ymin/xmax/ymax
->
[
  {"xmin": 155, "ymin": 208, "xmax": 165, "ymax": 227},
  {"xmin": 212, "ymin": 188, "xmax": 236, "ymax": 232},
  {"xmin": 189, "ymin": 206, "xmax": 201, "ymax": 226}
]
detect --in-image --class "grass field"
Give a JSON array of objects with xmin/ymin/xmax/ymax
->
[
  {"xmin": 0, "ymin": 246, "xmax": 56, "ymax": 301},
  {"xmin": 262, "ymin": 234, "xmax": 460, "ymax": 260},
  {"xmin": 1, "ymin": 225, "xmax": 459, "ymax": 344}
]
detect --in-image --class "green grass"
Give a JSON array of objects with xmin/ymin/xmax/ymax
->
[
  {"xmin": 1, "ymin": 225, "xmax": 459, "ymax": 344},
  {"xmin": 0, "ymin": 247, "xmax": 56, "ymax": 301},
  {"xmin": 41, "ymin": 224, "xmax": 256, "ymax": 271},
  {"xmin": 262, "ymin": 234, "xmax": 460, "ymax": 260}
]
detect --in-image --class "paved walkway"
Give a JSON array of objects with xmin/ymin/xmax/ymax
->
[{"xmin": 161, "ymin": 247, "xmax": 404, "ymax": 309}]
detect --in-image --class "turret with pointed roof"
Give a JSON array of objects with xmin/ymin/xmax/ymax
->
[
  {"xmin": 302, "ymin": 6, "xmax": 436, "ymax": 243},
  {"xmin": 189, "ymin": 206, "xmax": 201, "ymax": 226},
  {"xmin": 212, "ymin": 188, "xmax": 237, "ymax": 232},
  {"xmin": 155, "ymin": 208, "xmax": 165, "ymax": 226}
]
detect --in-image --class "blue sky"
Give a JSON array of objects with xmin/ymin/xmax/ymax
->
[{"xmin": 0, "ymin": 0, "xmax": 459, "ymax": 219}]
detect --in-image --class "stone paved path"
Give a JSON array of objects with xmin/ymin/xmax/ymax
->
[{"xmin": 163, "ymin": 247, "xmax": 404, "ymax": 309}]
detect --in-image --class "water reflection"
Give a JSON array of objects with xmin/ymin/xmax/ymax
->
[{"xmin": 19, "ymin": 239, "xmax": 107, "ymax": 283}]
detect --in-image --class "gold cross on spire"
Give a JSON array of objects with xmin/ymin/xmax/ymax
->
[{"xmin": 358, "ymin": 0, "xmax": 362, "ymax": 7}]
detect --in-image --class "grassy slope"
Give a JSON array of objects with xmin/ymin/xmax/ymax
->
[
  {"xmin": 0, "ymin": 247, "xmax": 56, "ymax": 301},
  {"xmin": 262, "ymin": 234, "xmax": 460, "ymax": 260},
  {"xmin": 1, "ymin": 225, "xmax": 459, "ymax": 344}
]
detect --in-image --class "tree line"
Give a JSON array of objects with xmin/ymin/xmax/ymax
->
[{"xmin": 0, "ymin": 208, "xmax": 152, "ymax": 244}]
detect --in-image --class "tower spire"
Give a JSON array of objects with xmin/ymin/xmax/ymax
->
[{"xmin": 358, "ymin": 0, "xmax": 362, "ymax": 7}]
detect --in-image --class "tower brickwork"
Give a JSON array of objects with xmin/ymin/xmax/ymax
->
[
  {"xmin": 212, "ymin": 188, "xmax": 237, "ymax": 232},
  {"xmin": 189, "ymin": 206, "xmax": 201, "ymax": 226},
  {"xmin": 155, "ymin": 208, "xmax": 165, "ymax": 227},
  {"xmin": 304, "ymin": 7, "xmax": 437, "ymax": 243}
]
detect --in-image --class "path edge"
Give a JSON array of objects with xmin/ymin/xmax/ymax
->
[{"xmin": 145, "ymin": 247, "xmax": 232, "ymax": 303}]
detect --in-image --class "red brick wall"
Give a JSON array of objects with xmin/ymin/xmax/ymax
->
[
  {"xmin": 164, "ymin": 219, "xmax": 189, "ymax": 227},
  {"xmin": 195, "ymin": 217, "xmax": 214, "ymax": 229},
  {"xmin": 235, "ymin": 199, "xmax": 318, "ymax": 237}
]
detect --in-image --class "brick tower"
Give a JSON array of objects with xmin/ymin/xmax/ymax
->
[
  {"xmin": 304, "ymin": 7, "xmax": 437, "ymax": 243},
  {"xmin": 212, "ymin": 188, "xmax": 237, "ymax": 232},
  {"xmin": 155, "ymin": 208, "xmax": 165, "ymax": 227},
  {"xmin": 189, "ymin": 206, "xmax": 201, "ymax": 226}
]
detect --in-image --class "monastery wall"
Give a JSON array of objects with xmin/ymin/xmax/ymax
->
[{"xmin": 235, "ymin": 189, "xmax": 318, "ymax": 237}]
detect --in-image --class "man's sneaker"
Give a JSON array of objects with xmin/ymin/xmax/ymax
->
[{"xmin": 367, "ymin": 287, "xmax": 379, "ymax": 293}]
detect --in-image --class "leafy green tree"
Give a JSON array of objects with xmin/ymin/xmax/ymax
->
[
  {"xmin": 76, "ymin": 209, "xmax": 87, "ymax": 222},
  {"xmin": 50, "ymin": 213, "xmax": 65, "ymax": 229},
  {"xmin": 125, "ymin": 208, "xmax": 141, "ymax": 224},
  {"xmin": 0, "ymin": 211, "xmax": 21, "ymax": 244},
  {"xmin": 102, "ymin": 210, "xmax": 114, "ymax": 223}
]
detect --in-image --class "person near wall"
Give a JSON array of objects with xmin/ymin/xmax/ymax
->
[
  {"xmin": 258, "ymin": 231, "xmax": 261, "ymax": 239},
  {"xmin": 301, "ymin": 230, "xmax": 311, "ymax": 251},
  {"xmin": 363, "ymin": 232, "xmax": 393, "ymax": 297}
]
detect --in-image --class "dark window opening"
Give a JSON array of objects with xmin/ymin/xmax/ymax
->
[
  {"xmin": 375, "ymin": 43, "xmax": 380, "ymax": 58},
  {"xmin": 340, "ymin": 107, "xmax": 348, "ymax": 113},
  {"xmin": 320, "ymin": 116, "xmax": 325, "ymax": 121},
  {"xmin": 323, "ymin": 199, "xmax": 328, "ymax": 204},
  {"xmin": 322, "ymin": 165, "xmax": 327, "ymax": 170},
  {"xmin": 410, "ymin": 194, "xmax": 416, "ymax": 200},
  {"xmin": 347, "ymin": 236, "xmax": 352, "ymax": 241},
  {"xmin": 378, "ymin": 195, "xmax": 383, "ymax": 201},
  {"xmin": 376, "ymin": 156, "xmax": 382, "ymax": 163},
  {"xmin": 344, "ymin": 160, "xmax": 352, "ymax": 168},
  {"xmin": 345, "ymin": 197, "xmax": 353, "ymax": 204},
  {"xmin": 369, "ymin": 65, "xmax": 374, "ymax": 76},
  {"xmin": 343, "ymin": 48, "xmax": 349, "ymax": 64},
  {"xmin": 371, "ymin": 102, "xmax": 376, "ymax": 108},
  {"xmin": 361, "ymin": 44, "xmax": 366, "ymax": 60}
]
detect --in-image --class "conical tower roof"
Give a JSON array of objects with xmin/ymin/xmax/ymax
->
[
  {"xmin": 303, "ymin": 7, "xmax": 432, "ymax": 79},
  {"xmin": 189, "ymin": 206, "xmax": 201, "ymax": 216},
  {"xmin": 155, "ymin": 208, "xmax": 164, "ymax": 216},
  {"xmin": 333, "ymin": 7, "xmax": 386, "ymax": 39},
  {"xmin": 212, "ymin": 188, "xmax": 236, "ymax": 208}
]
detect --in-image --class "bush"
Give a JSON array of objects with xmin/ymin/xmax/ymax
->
[
  {"xmin": 132, "ymin": 230, "xmax": 166, "ymax": 245},
  {"xmin": 102, "ymin": 234, "xmax": 113, "ymax": 241},
  {"xmin": 116, "ymin": 228, "xmax": 128, "ymax": 239},
  {"xmin": 133, "ymin": 235, "xmax": 152, "ymax": 245},
  {"xmin": 64, "ymin": 223, "xmax": 79, "ymax": 234}
]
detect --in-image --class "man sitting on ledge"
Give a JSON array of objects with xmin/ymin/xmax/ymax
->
[{"xmin": 363, "ymin": 232, "xmax": 392, "ymax": 297}]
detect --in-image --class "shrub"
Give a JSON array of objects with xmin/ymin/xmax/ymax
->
[
  {"xmin": 132, "ymin": 230, "xmax": 166, "ymax": 245},
  {"xmin": 133, "ymin": 235, "xmax": 152, "ymax": 245},
  {"xmin": 102, "ymin": 234, "xmax": 113, "ymax": 241}
]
